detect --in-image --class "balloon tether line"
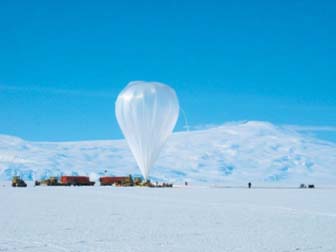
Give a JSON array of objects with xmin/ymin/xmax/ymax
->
[{"xmin": 180, "ymin": 108, "xmax": 190, "ymax": 132}]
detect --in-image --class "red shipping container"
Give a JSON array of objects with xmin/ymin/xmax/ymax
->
[
  {"xmin": 60, "ymin": 176, "xmax": 94, "ymax": 186},
  {"xmin": 99, "ymin": 176, "xmax": 129, "ymax": 186}
]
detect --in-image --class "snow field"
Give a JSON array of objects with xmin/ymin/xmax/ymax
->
[{"xmin": 0, "ymin": 186, "xmax": 335, "ymax": 252}]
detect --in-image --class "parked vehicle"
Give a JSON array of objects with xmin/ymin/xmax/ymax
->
[
  {"xmin": 12, "ymin": 176, "xmax": 27, "ymax": 187},
  {"xmin": 35, "ymin": 177, "xmax": 67, "ymax": 186}
]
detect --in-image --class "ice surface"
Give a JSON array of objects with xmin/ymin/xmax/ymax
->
[
  {"xmin": 0, "ymin": 121, "xmax": 336, "ymax": 185},
  {"xmin": 0, "ymin": 186, "xmax": 335, "ymax": 252}
]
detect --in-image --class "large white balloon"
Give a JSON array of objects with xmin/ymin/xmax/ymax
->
[{"xmin": 115, "ymin": 81, "xmax": 179, "ymax": 180}]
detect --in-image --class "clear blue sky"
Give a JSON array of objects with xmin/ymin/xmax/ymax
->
[{"xmin": 0, "ymin": 0, "xmax": 335, "ymax": 141}]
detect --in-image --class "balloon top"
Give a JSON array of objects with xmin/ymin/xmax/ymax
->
[{"xmin": 118, "ymin": 81, "xmax": 177, "ymax": 101}]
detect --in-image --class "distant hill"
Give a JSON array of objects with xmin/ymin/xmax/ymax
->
[{"xmin": 1, "ymin": 121, "xmax": 336, "ymax": 185}]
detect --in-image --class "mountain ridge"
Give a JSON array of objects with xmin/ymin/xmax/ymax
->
[{"xmin": 1, "ymin": 121, "xmax": 335, "ymax": 185}]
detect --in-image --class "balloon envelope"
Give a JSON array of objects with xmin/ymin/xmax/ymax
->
[{"xmin": 115, "ymin": 81, "xmax": 179, "ymax": 180}]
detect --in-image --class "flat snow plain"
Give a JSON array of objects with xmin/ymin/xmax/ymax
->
[{"xmin": 1, "ymin": 186, "xmax": 335, "ymax": 252}]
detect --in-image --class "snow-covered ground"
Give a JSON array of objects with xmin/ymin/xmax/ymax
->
[
  {"xmin": 0, "ymin": 186, "xmax": 335, "ymax": 252},
  {"xmin": 1, "ymin": 121, "xmax": 336, "ymax": 185}
]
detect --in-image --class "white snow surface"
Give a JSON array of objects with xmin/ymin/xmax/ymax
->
[
  {"xmin": 0, "ymin": 186, "xmax": 335, "ymax": 252},
  {"xmin": 1, "ymin": 121, "xmax": 336, "ymax": 185}
]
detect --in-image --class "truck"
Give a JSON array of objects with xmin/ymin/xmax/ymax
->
[
  {"xmin": 35, "ymin": 176, "xmax": 65, "ymax": 186},
  {"xmin": 12, "ymin": 176, "xmax": 27, "ymax": 187}
]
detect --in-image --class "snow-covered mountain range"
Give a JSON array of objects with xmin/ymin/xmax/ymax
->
[{"xmin": 1, "ymin": 121, "xmax": 335, "ymax": 185}]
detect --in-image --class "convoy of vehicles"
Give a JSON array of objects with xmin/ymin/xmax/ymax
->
[
  {"xmin": 27, "ymin": 174, "xmax": 172, "ymax": 188},
  {"xmin": 12, "ymin": 176, "xmax": 313, "ymax": 189}
]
